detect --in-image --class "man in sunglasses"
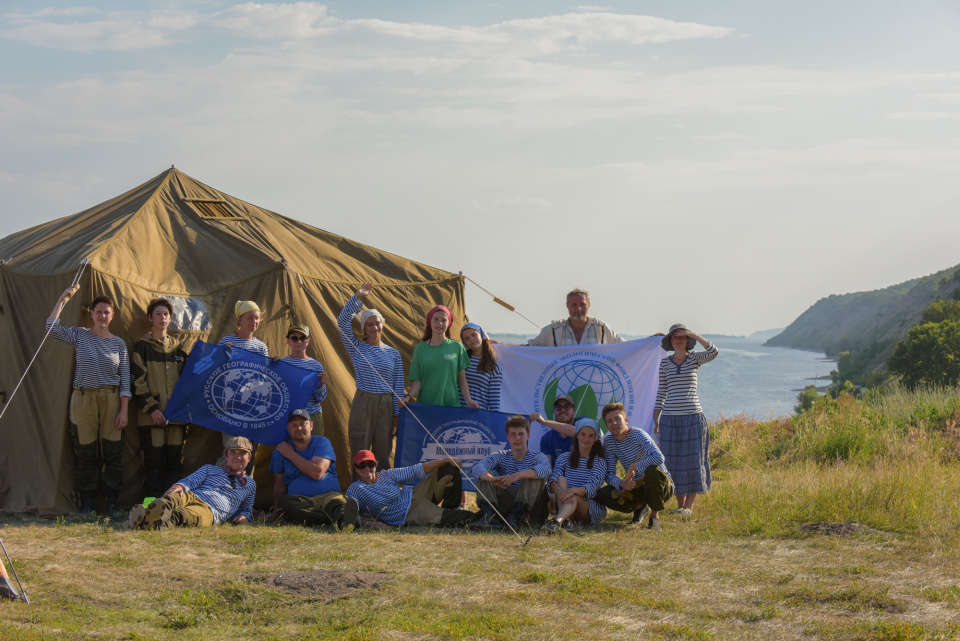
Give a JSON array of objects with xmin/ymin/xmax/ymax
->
[
  {"xmin": 280, "ymin": 324, "xmax": 328, "ymax": 436},
  {"xmin": 269, "ymin": 409, "xmax": 360, "ymax": 530},
  {"xmin": 531, "ymin": 393, "xmax": 578, "ymax": 467},
  {"xmin": 346, "ymin": 450, "xmax": 478, "ymax": 528}
]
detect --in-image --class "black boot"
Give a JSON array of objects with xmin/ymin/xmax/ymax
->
[
  {"xmin": 506, "ymin": 501, "xmax": 529, "ymax": 531},
  {"xmin": 473, "ymin": 502, "xmax": 504, "ymax": 529},
  {"xmin": 79, "ymin": 491, "xmax": 95, "ymax": 514},
  {"xmin": 105, "ymin": 490, "xmax": 120, "ymax": 515}
]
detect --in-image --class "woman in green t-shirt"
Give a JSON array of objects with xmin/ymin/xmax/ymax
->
[{"xmin": 402, "ymin": 305, "xmax": 480, "ymax": 408}]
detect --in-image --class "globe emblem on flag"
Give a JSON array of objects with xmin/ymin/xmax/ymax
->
[
  {"xmin": 209, "ymin": 367, "xmax": 286, "ymax": 422},
  {"xmin": 435, "ymin": 425, "xmax": 487, "ymax": 445},
  {"xmin": 542, "ymin": 359, "xmax": 626, "ymax": 422}
]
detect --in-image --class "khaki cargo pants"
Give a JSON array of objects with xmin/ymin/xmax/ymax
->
[{"xmin": 69, "ymin": 387, "xmax": 123, "ymax": 493}]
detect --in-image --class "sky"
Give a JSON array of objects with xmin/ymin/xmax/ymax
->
[{"xmin": 1, "ymin": 1, "xmax": 959, "ymax": 337}]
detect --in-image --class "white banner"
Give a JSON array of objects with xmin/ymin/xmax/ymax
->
[{"xmin": 495, "ymin": 338, "xmax": 665, "ymax": 437}]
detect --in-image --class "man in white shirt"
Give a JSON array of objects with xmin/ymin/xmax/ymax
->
[{"xmin": 527, "ymin": 289, "xmax": 625, "ymax": 347}]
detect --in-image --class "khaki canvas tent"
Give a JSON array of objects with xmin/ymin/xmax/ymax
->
[{"xmin": 0, "ymin": 168, "xmax": 465, "ymax": 514}]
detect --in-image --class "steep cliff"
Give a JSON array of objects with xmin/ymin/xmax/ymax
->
[{"xmin": 766, "ymin": 265, "xmax": 960, "ymax": 361}]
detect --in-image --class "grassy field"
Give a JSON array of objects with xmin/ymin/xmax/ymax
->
[{"xmin": 2, "ymin": 386, "xmax": 960, "ymax": 640}]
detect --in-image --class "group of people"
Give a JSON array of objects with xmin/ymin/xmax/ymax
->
[{"xmin": 46, "ymin": 283, "xmax": 718, "ymax": 534}]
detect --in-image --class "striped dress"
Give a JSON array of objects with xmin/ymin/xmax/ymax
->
[
  {"xmin": 280, "ymin": 356, "xmax": 327, "ymax": 415},
  {"xmin": 346, "ymin": 464, "xmax": 424, "ymax": 526},
  {"xmin": 471, "ymin": 450, "xmax": 551, "ymax": 483},
  {"xmin": 602, "ymin": 428, "xmax": 671, "ymax": 491},
  {"xmin": 459, "ymin": 356, "xmax": 502, "ymax": 411},
  {"xmin": 549, "ymin": 452, "xmax": 608, "ymax": 523},
  {"xmin": 338, "ymin": 296, "xmax": 405, "ymax": 415},
  {"xmin": 46, "ymin": 320, "xmax": 131, "ymax": 397},
  {"xmin": 656, "ymin": 343, "xmax": 718, "ymax": 495},
  {"xmin": 218, "ymin": 334, "xmax": 269, "ymax": 357}
]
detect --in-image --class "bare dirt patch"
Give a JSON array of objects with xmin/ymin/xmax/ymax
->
[
  {"xmin": 250, "ymin": 569, "xmax": 388, "ymax": 601},
  {"xmin": 799, "ymin": 522, "xmax": 886, "ymax": 536}
]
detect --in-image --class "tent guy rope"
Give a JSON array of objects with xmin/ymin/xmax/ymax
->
[{"xmin": 0, "ymin": 259, "xmax": 89, "ymax": 426}]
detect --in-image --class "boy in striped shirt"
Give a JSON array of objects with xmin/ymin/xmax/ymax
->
[
  {"xmin": 346, "ymin": 450, "xmax": 477, "ymax": 528},
  {"xmin": 595, "ymin": 403, "xmax": 673, "ymax": 531},
  {"xmin": 471, "ymin": 415, "xmax": 551, "ymax": 530}
]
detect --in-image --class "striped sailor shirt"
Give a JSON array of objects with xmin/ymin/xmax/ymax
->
[
  {"xmin": 338, "ymin": 296, "xmax": 405, "ymax": 416},
  {"xmin": 345, "ymin": 464, "xmax": 424, "ymax": 526},
  {"xmin": 459, "ymin": 356, "xmax": 503, "ymax": 411},
  {"xmin": 177, "ymin": 464, "xmax": 257, "ymax": 523},
  {"xmin": 656, "ymin": 342, "xmax": 719, "ymax": 416},
  {"xmin": 471, "ymin": 449, "xmax": 551, "ymax": 484},
  {"xmin": 218, "ymin": 334, "xmax": 269, "ymax": 357},
  {"xmin": 549, "ymin": 452, "xmax": 608, "ymax": 523},
  {"xmin": 602, "ymin": 428, "xmax": 672, "ymax": 491},
  {"xmin": 280, "ymin": 356, "xmax": 327, "ymax": 414},
  {"xmin": 46, "ymin": 320, "xmax": 131, "ymax": 397}
]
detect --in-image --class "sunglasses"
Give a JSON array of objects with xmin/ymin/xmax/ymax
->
[
  {"xmin": 554, "ymin": 404, "xmax": 574, "ymax": 411},
  {"xmin": 288, "ymin": 335, "xmax": 308, "ymax": 342},
  {"xmin": 355, "ymin": 461, "xmax": 376, "ymax": 470}
]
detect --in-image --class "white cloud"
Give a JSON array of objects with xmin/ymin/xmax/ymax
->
[{"xmin": 1, "ymin": 4, "xmax": 731, "ymax": 54}]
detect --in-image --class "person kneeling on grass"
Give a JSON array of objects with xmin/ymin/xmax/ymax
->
[
  {"xmin": 128, "ymin": 437, "xmax": 256, "ymax": 529},
  {"xmin": 346, "ymin": 450, "xmax": 478, "ymax": 528},
  {"xmin": 471, "ymin": 415, "xmax": 551, "ymax": 530},
  {"xmin": 543, "ymin": 419, "xmax": 607, "ymax": 534},
  {"xmin": 269, "ymin": 409, "xmax": 360, "ymax": 531},
  {"xmin": 595, "ymin": 402, "xmax": 673, "ymax": 531}
]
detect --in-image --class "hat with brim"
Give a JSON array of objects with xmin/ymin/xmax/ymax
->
[
  {"xmin": 224, "ymin": 436, "xmax": 254, "ymax": 453},
  {"xmin": 353, "ymin": 450, "xmax": 377, "ymax": 466},
  {"xmin": 662, "ymin": 323, "xmax": 695, "ymax": 352},
  {"xmin": 287, "ymin": 323, "xmax": 310, "ymax": 338}
]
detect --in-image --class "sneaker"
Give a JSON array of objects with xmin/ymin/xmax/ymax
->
[
  {"xmin": 157, "ymin": 508, "xmax": 178, "ymax": 530},
  {"xmin": 338, "ymin": 497, "xmax": 360, "ymax": 533},
  {"xmin": 541, "ymin": 519, "xmax": 561, "ymax": 535},
  {"xmin": 679, "ymin": 508, "xmax": 693, "ymax": 516},
  {"xmin": 561, "ymin": 519, "xmax": 575, "ymax": 533},
  {"xmin": 126, "ymin": 504, "xmax": 146, "ymax": 530},
  {"xmin": 669, "ymin": 508, "xmax": 685, "ymax": 515},
  {"xmin": 632, "ymin": 505, "xmax": 651, "ymax": 525},
  {"xmin": 648, "ymin": 516, "xmax": 662, "ymax": 531}
]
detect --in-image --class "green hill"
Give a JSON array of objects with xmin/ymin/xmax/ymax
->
[{"xmin": 766, "ymin": 264, "xmax": 960, "ymax": 378}]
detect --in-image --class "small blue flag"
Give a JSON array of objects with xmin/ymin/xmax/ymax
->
[
  {"xmin": 165, "ymin": 340, "xmax": 320, "ymax": 445},
  {"xmin": 395, "ymin": 404, "xmax": 518, "ymax": 490}
]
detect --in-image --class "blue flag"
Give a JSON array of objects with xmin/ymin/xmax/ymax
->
[
  {"xmin": 395, "ymin": 404, "xmax": 519, "ymax": 490},
  {"xmin": 165, "ymin": 340, "xmax": 320, "ymax": 445}
]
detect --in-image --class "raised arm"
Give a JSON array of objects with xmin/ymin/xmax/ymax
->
[{"xmin": 529, "ymin": 413, "xmax": 576, "ymax": 438}]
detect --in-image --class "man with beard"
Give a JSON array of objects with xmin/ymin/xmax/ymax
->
[{"xmin": 526, "ymin": 289, "xmax": 625, "ymax": 347}]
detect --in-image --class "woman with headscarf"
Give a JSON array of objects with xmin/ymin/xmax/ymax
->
[
  {"xmin": 217, "ymin": 300, "xmax": 267, "ymax": 471},
  {"xmin": 458, "ymin": 322, "xmax": 502, "ymax": 411},
  {"xmin": 654, "ymin": 323, "xmax": 719, "ymax": 516},
  {"xmin": 219, "ymin": 300, "xmax": 268, "ymax": 357},
  {"xmin": 543, "ymin": 418, "xmax": 607, "ymax": 533},
  {"xmin": 403, "ymin": 305, "xmax": 479, "ymax": 409},
  {"xmin": 338, "ymin": 283, "xmax": 405, "ymax": 471}
]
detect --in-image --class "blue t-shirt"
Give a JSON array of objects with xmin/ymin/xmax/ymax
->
[
  {"xmin": 269, "ymin": 436, "xmax": 339, "ymax": 496},
  {"xmin": 539, "ymin": 430, "xmax": 574, "ymax": 467}
]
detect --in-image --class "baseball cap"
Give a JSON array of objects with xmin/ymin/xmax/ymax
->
[{"xmin": 353, "ymin": 450, "xmax": 377, "ymax": 466}]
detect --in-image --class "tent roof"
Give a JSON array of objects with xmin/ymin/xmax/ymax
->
[{"xmin": 0, "ymin": 168, "xmax": 453, "ymax": 293}]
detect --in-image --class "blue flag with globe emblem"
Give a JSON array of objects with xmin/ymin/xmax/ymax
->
[
  {"xmin": 494, "ymin": 338, "xmax": 665, "ymax": 436},
  {"xmin": 395, "ymin": 404, "xmax": 515, "ymax": 490},
  {"xmin": 164, "ymin": 340, "xmax": 321, "ymax": 445}
]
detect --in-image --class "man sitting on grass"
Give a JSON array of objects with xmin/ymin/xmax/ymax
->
[
  {"xmin": 595, "ymin": 403, "xmax": 673, "ymax": 530},
  {"xmin": 270, "ymin": 409, "xmax": 360, "ymax": 530},
  {"xmin": 471, "ymin": 415, "xmax": 551, "ymax": 530},
  {"xmin": 346, "ymin": 450, "xmax": 477, "ymax": 528},
  {"xmin": 128, "ymin": 436, "xmax": 257, "ymax": 529}
]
